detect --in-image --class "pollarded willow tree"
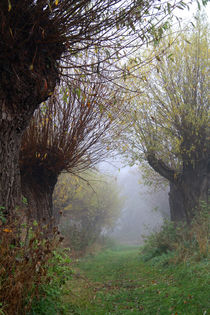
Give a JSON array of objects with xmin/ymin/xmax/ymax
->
[
  {"xmin": 20, "ymin": 74, "xmax": 122, "ymax": 224},
  {"xmin": 120, "ymin": 17, "xmax": 209, "ymax": 223},
  {"xmin": 0, "ymin": 0, "xmax": 195, "ymax": 216}
]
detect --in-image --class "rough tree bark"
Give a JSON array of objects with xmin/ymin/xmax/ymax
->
[
  {"xmin": 0, "ymin": 100, "xmax": 43, "ymax": 216},
  {"xmin": 0, "ymin": 112, "xmax": 22, "ymax": 215},
  {"xmin": 0, "ymin": 2, "xmax": 65, "ymax": 217},
  {"xmin": 169, "ymin": 182, "xmax": 186, "ymax": 222},
  {"xmin": 147, "ymin": 153, "xmax": 210, "ymax": 223},
  {"xmin": 0, "ymin": 77, "xmax": 58, "ymax": 217},
  {"xmin": 21, "ymin": 167, "xmax": 58, "ymax": 226}
]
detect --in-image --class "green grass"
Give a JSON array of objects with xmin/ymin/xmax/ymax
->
[{"xmin": 64, "ymin": 245, "xmax": 209, "ymax": 315}]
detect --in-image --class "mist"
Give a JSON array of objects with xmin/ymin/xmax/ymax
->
[{"xmin": 99, "ymin": 161, "xmax": 170, "ymax": 245}]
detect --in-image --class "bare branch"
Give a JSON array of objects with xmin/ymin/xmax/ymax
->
[{"xmin": 146, "ymin": 152, "xmax": 178, "ymax": 183}]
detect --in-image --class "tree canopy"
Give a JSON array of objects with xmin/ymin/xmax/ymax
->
[
  {"xmin": 1, "ymin": 0, "xmax": 194, "ymax": 216},
  {"xmin": 118, "ymin": 16, "xmax": 209, "ymax": 222},
  {"xmin": 20, "ymin": 73, "xmax": 122, "ymax": 223}
]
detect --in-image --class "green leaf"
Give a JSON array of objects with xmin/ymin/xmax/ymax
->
[
  {"xmin": 33, "ymin": 220, "xmax": 38, "ymax": 227},
  {"xmin": 76, "ymin": 88, "xmax": 81, "ymax": 99},
  {"xmin": 99, "ymin": 104, "xmax": 104, "ymax": 113},
  {"xmin": 8, "ymin": 0, "xmax": 12, "ymax": 11},
  {"xmin": 197, "ymin": 0, "xmax": 201, "ymax": 10},
  {"xmin": 167, "ymin": 53, "xmax": 173, "ymax": 59},
  {"xmin": 22, "ymin": 196, "xmax": 28, "ymax": 205},
  {"xmin": 184, "ymin": 39, "xmax": 191, "ymax": 44},
  {"xmin": 167, "ymin": 2, "xmax": 171, "ymax": 13}
]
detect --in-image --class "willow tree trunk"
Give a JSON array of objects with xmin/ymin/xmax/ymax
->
[
  {"xmin": 0, "ymin": 3, "xmax": 64, "ymax": 217},
  {"xmin": 0, "ymin": 107, "xmax": 24, "ymax": 217},
  {"xmin": 169, "ymin": 166, "xmax": 209, "ymax": 223},
  {"xmin": 0, "ymin": 72, "xmax": 59, "ymax": 217},
  {"xmin": 169, "ymin": 182, "xmax": 186, "ymax": 222},
  {"xmin": 21, "ymin": 170, "xmax": 58, "ymax": 228},
  {"xmin": 0, "ymin": 99, "xmax": 54, "ymax": 217},
  {"xmin": 147, "ymin": 153, "xmax": 210, "ymax": 224}
]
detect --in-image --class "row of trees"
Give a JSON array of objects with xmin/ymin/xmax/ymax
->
[
  {"xmin": 0, "ymin": 0, "xmax": 196, "ymax": 220},
  {"xmin": 0, "ymin": 3, "xmax": 208, "ymax": 313},
  {"xmin": 118, "ymin": 16, "xmax": 209, "ymax": 222}
]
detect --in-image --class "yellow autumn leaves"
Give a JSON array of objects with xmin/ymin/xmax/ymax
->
[
  {"xmin": 3, "ymin": 228, "xmax": 12, "ymax": 233},
  {"xmin": 8, "ymin": 0, "xmax": 12, "ymax": 11},
  {"xmin": 35, "ymin": 152, "xmax": 48, "ymax": 160}
]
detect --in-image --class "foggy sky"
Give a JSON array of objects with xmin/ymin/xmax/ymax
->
[{"xmin": 99, "ymin": 161, "xmax": 169, "ymax": 245}]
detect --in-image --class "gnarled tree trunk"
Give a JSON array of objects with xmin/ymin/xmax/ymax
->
[
  {"xmin": 21, "ymin": 168, "xmax": 58, "ymax": 227},
  {"xmin": 0, "ymin": 2, "xmax": 65, "ymax": 217},
  {"xmin": 169, "ymin": 182, "xmax": 186, "ymax": 222},
  {"xmin": 148, "ymin": 153, "xmax": 210, "ymax": 223},
  {"xmin": 0, "ymin": 67, "xmax": 60, "ymax": 217},
  {"xmin": 0, "ymin": 116, "xmax": 22, "ymax": 216},
  {"xmin": 0, "ymin": 92, "xmax": 56, "ymax": 217},
  {"xmin": 169, "ymin": 173, "xmax": 209, "ymax": 223},
  {"xmin": 179, "ymin": 163, "xmax": 209, "ymax": 222},
  {"xmin": 0, "ymin": 101, "xmax": 34, "ymax": 216}
]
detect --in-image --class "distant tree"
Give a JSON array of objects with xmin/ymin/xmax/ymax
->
[
  {"xmin": 20, "ymin": 74, "xmax": 122, "ymax": 224},
  {"xmin": 53, "ymin": 171, "xmax": 122, "ymax": 251},
  {"xmin": 119, "ymin": 18, "xmax": 209, "ymax": 222},
  {"xmin": 0, "ymin": 0, "xmax": 195, "ymax": 217}
]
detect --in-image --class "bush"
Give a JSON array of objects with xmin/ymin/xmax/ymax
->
[
  {"xmin": 29, "ymin": 249, "xmax": 73, "ymax": 315},
  {"xmin": 141, "ymin": 220, "xmax": 183, "ymax": 261},
  {"xmin": 0, "ymin": 214, "xmax": 68, "ymax": 314},
  {"xmin": 54, "ymin": 171, "xmax": 123, "ymax": 255},
  {"xmin": 141, "ymin": 202, "xmax": 210, "ymax": 264}
]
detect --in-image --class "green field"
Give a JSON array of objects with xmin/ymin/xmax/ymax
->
[{"xmin": 64, "ymin": 245, "xmax": 209, "ymax": 315}]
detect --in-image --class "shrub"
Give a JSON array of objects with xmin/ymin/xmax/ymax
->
[
  {"xmin": 29, "ymin": 249, "xmax": 73, "ymax": 315},
  {"xmin": 0, "ymin": 214, "xmax": 66, "ymax": 314},
  {"xmin": 141, "ymin": 220, "xmax": 183, "ymax": 261},
  {"xmin": 141, "ymin": 202, "xmax": 210, "ymax": 264},
  {"xmin": 55, "ymin": 171, "xmax": 123, "ymax": 255}
]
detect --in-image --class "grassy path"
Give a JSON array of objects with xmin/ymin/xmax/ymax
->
[{"xmin": 64, "ymin": 246, "xmax": 209, "ymax": 315}]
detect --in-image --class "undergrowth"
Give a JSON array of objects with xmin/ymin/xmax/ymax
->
[
  {"xmin": 0, "ymin": 213, "xmax": 73, "ymax": 315},
  {"xmin": 29, "ymin": 249, "xmax": 73, "ymax": 315},
  {"xmin": 64, "ymin": 205, "xmax": 209, "ymax": 314},
  {"xmin": 141, "ymin": 202, "xmax": 209, "ymax": 264}
]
